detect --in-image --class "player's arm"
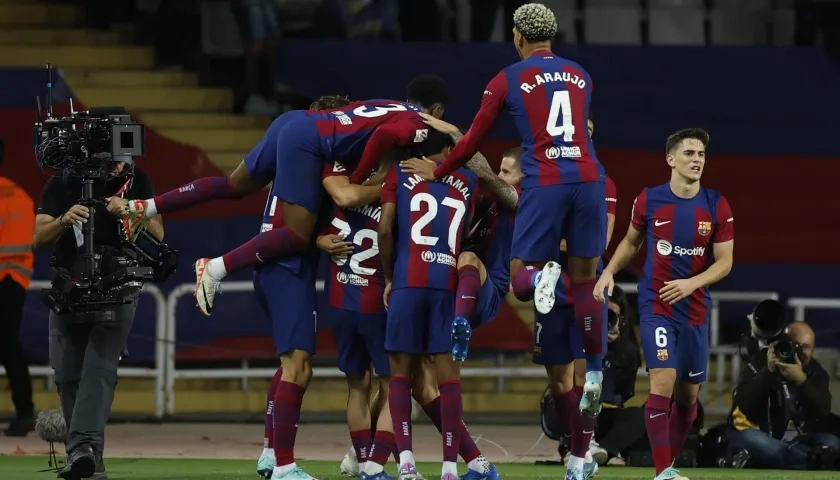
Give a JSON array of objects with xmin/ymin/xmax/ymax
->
[
  {"xmin": 605, "ymin": 176, "xmax": 618, "ymax": 246},
  {"xmin": 351, "ymin": 121, "xmax": 424, "ymax": 184},
  {"xmin": 323, "ymin": 162, "xmax": 381, "ymax": 208},
  {"xmin": 377, "ymin": 167, "xmax": 398, "ymax": 283},
  {"xmin": 134, "ymin": 170, "xmax": 164, "ymax": 241},
  {"xmin": 432, "ymin": 73, "xmax": 507, "ymax": 180},
  {"xmin": 602, "ymin": 191, "xmax": 648, "ymax": 276},
  {"xmin": 688, "ymin": 198, "xmax": 734, "ymax": 289}
]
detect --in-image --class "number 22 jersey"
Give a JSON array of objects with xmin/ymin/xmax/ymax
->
[{"xmin": 381, "ymin": 165, "xmax": 478, "ymax": 292}]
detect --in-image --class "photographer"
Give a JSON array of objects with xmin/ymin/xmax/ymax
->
[
  {"xmin": 727, "ymin": 307, "xmax": 838, "ymax": 470},
  {"xmin": 33, "ymin": 157, "xmax": 162, "ymax": 479}
]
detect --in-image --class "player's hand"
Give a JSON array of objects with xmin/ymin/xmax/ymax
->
[
  {"xmin": 659, "ymin": 278, "xmax": 699, "ymax": 304},
  {"xmin": 365, "ymin": 163, "xmax": 389, "ymax": 186},
  {"xmin": 767, "ymin": 342, "xmax": 778, "ymax": 372},
  {"xmin": 777, "ymin": 355, "xmax": 807, "ymax": 385},
  {"xmin": 316, "ymin": 234, "xmax": 354, "ymax": 259},
  {"xmin": 60, "ymin": 204, "xmax": 90, "ymax": 227},
  {"xmin": 418, "ymin": 112, "xmax": 461, "ymax": 137},
  {"xmin": 383, "ymin": 282, "xmax": 392, "ymax": 310},
  {"xmin": 400, "ymin": 157, "xmax": 437, "ymax": 181},
  {"xmin": 607, "ymin": 327, "xmax": 620, "ymax": 343},
  {"xmin": 105, "ymin": 196, "xmax": 129, "ymax": 216},
  {"xmin": 593, "ymin": 273, "xmax": 614, "ymax": 303}
]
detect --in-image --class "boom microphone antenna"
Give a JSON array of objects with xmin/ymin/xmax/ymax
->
[{"xmin": 45, "ymin": 63, "xmax": 53, "ymax": 119}]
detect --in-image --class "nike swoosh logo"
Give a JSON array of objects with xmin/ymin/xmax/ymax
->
[
  {"xmin": 649, "ymin": 412, "xmax": 666, "ymax": 419},
  {"xmin": 688, "ymin": 371, "xmax": 704, "ymax": 377},
  {"xmin": 461, "ymin": 295, "xmax": 476, "ymax": 299},
  {"xmin": 654, "ymin": 220, "xmax": 671, "ymax": 226},
  {"xmin": 256, "ymin": 253, "xmax": 263, "ymax": 263},
  {"xmin": 583, "ymin": 430, "xmax": 594, "ymax": 434}
]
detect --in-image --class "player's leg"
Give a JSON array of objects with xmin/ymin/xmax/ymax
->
[
  {"xmin": 411, "ymin": 359, "xmax": 497, "ymax": 480},
  {"xmin": 565, "ymin": 181, "xmax": 609, "ymax": 418},
  {"xmin": 668, "ymin": 323, "xmax": 705, "ymax": 463},
  {"xmin": 253, "ymin": 273, "xmax": 281, "ymax": 477},
  {"xmin": 259, "ymin": 265, "xmax": 318, "ymax": 480},
  {"xmin": 452, "ymin": 252, "xmax": 488, "ymax": 361},
  {"xmin": 194, "ymin": 117, "xmax": 323, "ymax": 315},
  {"xmin": 639, "ymin": 315, "xmax": 680, "ymax": 479},
  {"xmin": 123, "ymin": 111, "xmax": 308, "ymax": 228},
  {"xmin": 360, "ymin": 312, "xmax": 397, "ymax": 479},
  {"xmin": 428, "ymin": 289, "xmax": 464, "ymax": 479},
  {"xmin": 509, "ymin": 186, "xmax": 568, "ymax": 312},
  {"xmin": 385, "ymin": 288, "xmax": 424, "ymax": 479},
  {"xmin": 332, "ymin": 306, "xmax": 375, "ymax": 473}
]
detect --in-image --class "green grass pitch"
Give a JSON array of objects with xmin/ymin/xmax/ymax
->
[{"xmin": 1, "ymin": 457, "xmax": 839, "ymax": 480}]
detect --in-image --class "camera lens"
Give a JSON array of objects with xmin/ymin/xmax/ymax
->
[{"xmin": 774, "ymin": 339, "xmax": 796, "ymax": 364}]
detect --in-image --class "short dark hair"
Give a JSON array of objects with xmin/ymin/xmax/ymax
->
[
  {"xmin": 310, "ymin": 95, "xmax": 350, "ymax": 111},
  {"xmin": 502, "ymin": 146, "xmax": 523, "ymax": 164},
  {"xmin": 666, "ymin": 128, "xmax": 710, "ymax": 154},
  {"xmin": 413, "ymin": 130, "xmax": 455, "ymax": 157},
  {"xmin": 407, "ymin": 75, "xmax": 450, "ymax": 109}
]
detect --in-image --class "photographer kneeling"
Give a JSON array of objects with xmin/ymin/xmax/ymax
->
[
  {"xmin": 727, "ymin": 310, "xmax": 837, "ymax": 470},
  {"xmin": 33, "ymin": 158, "xmax": 163, "ymax": 479}
]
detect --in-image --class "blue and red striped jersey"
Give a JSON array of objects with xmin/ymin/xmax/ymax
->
[
  {"xmin": 466, "ymin": 197, "xmax": 514, "ymax": 296},
  {"xmin": 307, "ymin": 99, "xmax": 431, "ymax": 183},
  {"xmin": 633, "ymin": 183, "xmax": 734, "ymax": 325},
  {"xmin": 381, "ymin": 165, "xmax": 478, "ymax": 291},
  {"xmin": 433, "ymin": 50, "xmax": 604, "ymax": 188}
]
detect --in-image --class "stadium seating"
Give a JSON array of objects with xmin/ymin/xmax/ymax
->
[
  {"xmin": 648, "ymin": 0, "xmax": 706, "ymax": 45},
  {"xmin": 584, "ymin": 0, "xmax": 643, "ymax": 45}
]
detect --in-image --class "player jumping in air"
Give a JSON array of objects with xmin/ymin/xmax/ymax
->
[
  {"xmin": 379, "ymin": 131, "xmax": 478, "ymax": 480},
  {"xmin": 400, "ymin": 5, "xmax": 609, "ymax": 438},
  {"xmin": 594, "ymin": 128, "xmax": 734, "ymax": 480}
]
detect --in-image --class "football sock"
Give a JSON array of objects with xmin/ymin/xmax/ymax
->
[
  {"xmin": 645, "ymin": 393, "xmax": 673, "ymax": 475},
  {"xmin": 388, "ymin": 377, "xmax": 413, "ymax": 456},
  {"xmin": 272, "ymin": 381, "xmax": 305, "ymax": 469},
  {"xmin": 439, "ymin": 381, "xmax": 463, "ymax": 465},
  {"xmin": 669, "ymin": 401, "xmax": 698, "ymax": 460},
  {"xmin": 511, "ymin": 266, "xmax": 539, "ymax": 301},
  {"xmin": 221, "ymin": 226, "xmax": 308, "ymax": 274},
  {"xmin": 350, "ymin": 429, "xmax": 372, "ymax": 465},
  {"xmin": 422, "ymin": 397, "xmax": 483, "ymax": 464},
  {"xmin": 365, "ymin": 430, "xmax": 396, "ymax": 473},
  {"xmin": 205, "ymin": 257, "xmax": 227, "ymax": 280},
  {"xmin": 571, "ymin": 278, "xmax": 604, "ymax": 373},
  {"xmin": 454, "ymin": 265, "xmax": 481, "ymax": 319},
  {"xmin": 554, "ymin": 388, "xmax": 580, "ymax": 441},
  {"xmin": 153, "ymin": 177, "xmax": 241, "ymax": 215},
  {"xmin": 570, "ymin": 409, "xmax": 595, "ymax": 459},
  {"xmin": 263, "ymin": 368, "xmax": 282, "ymax": 455}
]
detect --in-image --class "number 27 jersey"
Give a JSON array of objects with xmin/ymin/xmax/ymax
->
[{"xmin": 381, "ymin": 166, "xmax": 478, "ymax": 292}]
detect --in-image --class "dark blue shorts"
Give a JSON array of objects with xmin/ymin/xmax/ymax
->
[
  {"xmin": 385, "ymin": 288, "xmax": 455, "ymax": 355},
  {"xmin": 472, "ymin": 279, "xmax": 502, "ymax": 329},
  {"xmin": 254, "ymin": 264, "xmax": 317, "ymax": 355},
  {"xmin": 532, "ymin": 305, "xmax": 580, "ymax": 366},
  {"xmin": 244, "ymin": 110, "xmax": 324, "ymax": 214},
  {"xmin": 329, "ymin": 306, "xmax": 390, "ymax": 376},
  {"xmin": 229, "ymin": 0, "xmax": 280, "ymax": 45},
  {"xmin": 640, "ymin": 314, "xmax": 708, "ymax": 383},
  {"xmin": 512, "ymin": 182, "xmax": 607, "ymax": 262}
]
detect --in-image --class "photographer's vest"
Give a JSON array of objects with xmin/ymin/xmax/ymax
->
[{"xmin": 0, "ymin": 177, "xmax": 34, "ymax": 289}]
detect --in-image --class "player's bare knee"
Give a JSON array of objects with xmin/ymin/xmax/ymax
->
[
  {"xmin": 458, "ymin": 251, "xmax": 480, "ymax": 269},
  {"xmin": 674, "ymin": 382, "xmax": 701, "ymax": 405},
  {"xmin": 545, "ymin": 363, "xmax": 574, "ymax": 394},
  {"xmin": 432, "ymin": 355, "xmax": 460, "ymax": 383},
  {"xmin": 648, "ymin": 368, "xmax": 677, "ymax": 397},
  {"xmin": 229, "ymin": 162, "xmax": 265, "ymax": 196},
  {"xmin": 279, "ymin": 350, "xmax": 313, "ymax": 387},
  {"xmin": 346, "ymin": 371, "xmax": 371, "ymax": 396},
  {"xmin": 388, "ymin": 352, "xmax": 414, "ymax": 378},
  {"xmin": 510, "ymin": 258, "xmax": 525, "ymax": 277}
]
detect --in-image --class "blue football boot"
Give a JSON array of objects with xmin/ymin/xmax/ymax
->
[{"xmin": 451, "ymin": 316, "xmax": 472, "ymax": 361}]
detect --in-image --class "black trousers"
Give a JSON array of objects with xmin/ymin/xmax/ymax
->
[
  {"xmin": 49, "ymin": 300, "xmax": 135, "ymax": 454},
  {"xmin": 596, "ymin": 406, "xmax": 647, "ymax": 457},
  {"xmin": 0, "ymin": 276, "xmax": 34, "ymax": 419}
]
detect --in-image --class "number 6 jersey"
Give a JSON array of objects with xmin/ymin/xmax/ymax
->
[{"xmin": 381, "ymin": 165, "xmax": 478, "ymax": 292}]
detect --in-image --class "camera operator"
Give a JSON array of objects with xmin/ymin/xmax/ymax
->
[
  {"xmin": 727, "ymin": 303, "xmax": 838, "ymax": 470},
  {"xmin": 33, "ymin": 157, "xmax": 162, "ymax": 479}
]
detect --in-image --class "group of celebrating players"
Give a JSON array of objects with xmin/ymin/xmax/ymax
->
[{"xmin": 110, "ymin": 3, "xmax": 734, "ymax": 480}]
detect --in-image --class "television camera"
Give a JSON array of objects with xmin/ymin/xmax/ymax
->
[{"xmin": 34, "ymin": 64, "xmax": 177, "ymax": 315}]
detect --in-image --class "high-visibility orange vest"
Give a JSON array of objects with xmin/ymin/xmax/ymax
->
[{"xmin": 0, "ymin": 176, "xmax": 35, "ymax": 289}]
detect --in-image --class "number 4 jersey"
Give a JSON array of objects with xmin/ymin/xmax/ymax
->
[{"xmin": 381, "ymin": 165, "xmax": 478, "ymax": 292}]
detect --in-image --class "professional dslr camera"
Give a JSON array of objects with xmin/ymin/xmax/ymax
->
[
  {"xmin": 34, "ymin": 65, "xmax": 177, "ymax": 314},
  {"xmin": 743, "ymin": 299, "xmax": 803, "ymax": 364}
]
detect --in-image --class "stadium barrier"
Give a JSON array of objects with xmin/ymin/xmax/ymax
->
[
  {"xmin": 0, "ymin": 281, "xmax": 169, "ymax": 418},
  {"xmin": 164, "ymin": 281, "xmax": 778, "ymax": 416}
]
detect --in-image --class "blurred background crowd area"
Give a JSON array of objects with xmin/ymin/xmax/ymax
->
[{"xmin": 39, "ymin": 0, "xmax": 840, "ymax": 115}]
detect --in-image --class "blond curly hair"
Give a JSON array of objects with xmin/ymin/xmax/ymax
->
[{"xmin": 513, "ymin": 3, "xmax": 558, "ymax": 43}]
